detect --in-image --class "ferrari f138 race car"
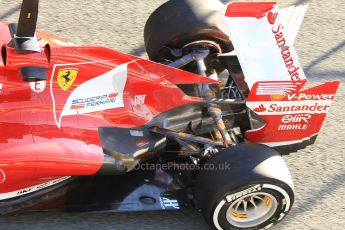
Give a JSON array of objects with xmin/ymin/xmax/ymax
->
[{"xmin": 0, "ymin": 0, "xmax": 340, "ymax": 229}]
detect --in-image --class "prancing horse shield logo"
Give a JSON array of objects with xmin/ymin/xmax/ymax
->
[{"xmin": 57, "ymin": 68, "xmax": 78, "ymax": 91}]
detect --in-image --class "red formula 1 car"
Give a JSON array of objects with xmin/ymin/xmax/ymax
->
[{"xmin": 0, "ymin": 0, "xmax": 340, "ymax": 229}]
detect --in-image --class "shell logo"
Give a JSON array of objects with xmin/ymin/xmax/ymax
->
[
  {"xmin": 0, "ymin": 169, "xmax": 5, "ymax": 184},
  {"xmin": 270, "ymin": 94, "xmax": 285, "ymax": 101}
]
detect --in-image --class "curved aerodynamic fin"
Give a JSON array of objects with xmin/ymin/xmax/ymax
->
[{"xmin": 222, "ymin": 2, "xmax": 307, "ymax": 90}]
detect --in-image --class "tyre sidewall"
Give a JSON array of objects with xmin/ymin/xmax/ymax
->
[
  {"xmin": 211, "ymin": 181, "xmax": 294, "ymax": 230},
  {"xmin": 194, "ymin": 144, "xmax": 295, "ymax": 229}
]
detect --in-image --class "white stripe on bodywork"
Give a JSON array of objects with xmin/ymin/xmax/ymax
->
[
  {"xmin": 49, "ymin": 59, "xmax": 118, "ymax": 129},
  {"xmin": 50, "ymin": 59, "xmax": 138, "ymax": 128},
  {"xmin": 0, "ymin": 176, "xmax": 71, "ymax": 201},
  {"xmin": 256, "ymin": 82, "xmax": 304, "ymax": 95}
]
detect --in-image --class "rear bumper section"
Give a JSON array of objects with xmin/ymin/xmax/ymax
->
[{"xmin": 271, "ymin": 134, "xmax": 318, "ymax": 155}]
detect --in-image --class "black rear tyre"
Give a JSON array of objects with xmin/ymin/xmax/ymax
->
[
  {"xmin": 194, "ymin": 144, "xmax": 294, "ymax": 229},
  {"xmin": 144, "ymin": 0, "xmax": 232, "ymax": 62}
]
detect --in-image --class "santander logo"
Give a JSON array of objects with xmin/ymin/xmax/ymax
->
[
  {"xmin": 254, "ymin": 104, "xmax": 267, "ymax": 113},
  {"xmin": 267, "ymin": 12, "xmax": 278, "ymax": 24},
  {"xmin": 268, "ymin": 11, "xmax": 301, "ymax": 81}
]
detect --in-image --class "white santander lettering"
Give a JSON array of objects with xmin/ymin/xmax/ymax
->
[{"xmin": 269, "ymin": 103, "xmax": 329, "ymax": 113}]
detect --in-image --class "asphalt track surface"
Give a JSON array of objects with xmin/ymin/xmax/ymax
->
[{"xmin": 0, "ymin": 0, "xmax": 344, "ymax": 229}]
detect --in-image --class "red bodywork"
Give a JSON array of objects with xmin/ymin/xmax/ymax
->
[
  {"xmin": 0, "ymin": 1, "xmax": 341, "ymax": 201},
  {"xmin": 246, "ymin": 81, "xmax": 340, "ymax": 146},
  {"xmin": 0, "ymin": 22, "xmax": 216, "ymax": 196}
]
